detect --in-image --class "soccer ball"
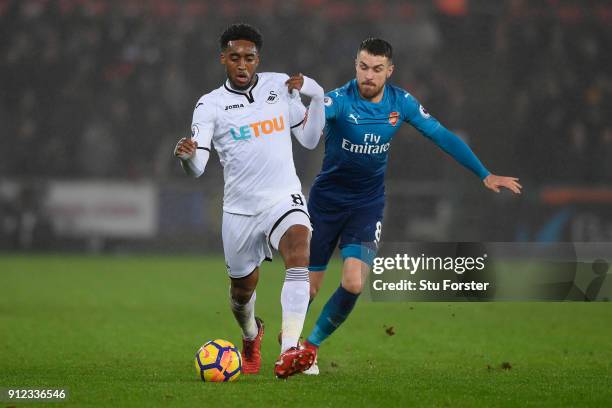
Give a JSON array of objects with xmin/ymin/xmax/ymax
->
[{"xmin": 194, "ymin": 339, "xmax": 242, "ymax": 382}]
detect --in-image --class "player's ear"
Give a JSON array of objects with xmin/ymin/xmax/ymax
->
[
  {"xmin": 220, "ymin": 52, "xmax": 226, "ymax": 65},
  {"xmin": 386, "ymin": 63, "xmax": 394, "ymax": 79}
]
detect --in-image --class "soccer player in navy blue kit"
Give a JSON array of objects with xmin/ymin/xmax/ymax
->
[{"xmin": 301, "ymin": 38, "xmax": 522, "ymax": 374}]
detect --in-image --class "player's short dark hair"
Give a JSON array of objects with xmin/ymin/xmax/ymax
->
[
  {"xmin": 358, "ymin": 38, "xmax": 393, "ymax": 61},
  {"xmin": 220, "ymin": 23, "xmax": 263, "ymax": 51}
]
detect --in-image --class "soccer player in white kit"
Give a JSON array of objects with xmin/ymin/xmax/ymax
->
[{"xmin": 173, "ymin": 24, "xmax": 325, "ymax": 378}]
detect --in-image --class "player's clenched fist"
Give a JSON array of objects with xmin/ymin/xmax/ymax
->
[
  {"xmin": 286, "ymin": 73, "xmax": 324, "ymax": 101},
  {"xmin": 174, "ymin": 137, "xmax": 198, "ymax": 160},
  {"xmin": 285, "ymin": 73, "xmax": 304, "ymax": 93}
]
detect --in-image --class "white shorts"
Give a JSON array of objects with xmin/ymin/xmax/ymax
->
[{"xmin": 222, "ymin": 193, "xmax": 311, "ymax": 279}]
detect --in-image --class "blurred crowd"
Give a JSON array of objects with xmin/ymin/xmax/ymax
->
[
  {"xmin": 1, "ymin": 0, "xmax": 611, "ymax": 184},
  {"xmin": 500, "ymin": 0, "xmax": 612, "ymax": 183}
]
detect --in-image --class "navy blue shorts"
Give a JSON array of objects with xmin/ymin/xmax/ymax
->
[{"xmin": 308, "ymin": 198, "xmax": 384, "ymax": 271}]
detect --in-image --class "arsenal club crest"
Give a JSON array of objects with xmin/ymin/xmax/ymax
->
[{"xmin": 388, "ymin": 111, "xmax": 400, "ymax": 126}]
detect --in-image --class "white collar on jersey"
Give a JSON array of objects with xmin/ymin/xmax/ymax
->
[{"xmin": 224, "ymin": 74, "xmax": 259, "ymax": 103}]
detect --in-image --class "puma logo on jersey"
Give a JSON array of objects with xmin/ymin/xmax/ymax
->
[
  {"xmin": 225, "ymin": 103, "xmax": 245, "ymax": 111},
  {"xmin": 348, "ymin": 113, "xmax": 360, "ymax": 124},
  {"xmin": 230, "ymin": 116, "xmax": 285, "ymax": 141}
]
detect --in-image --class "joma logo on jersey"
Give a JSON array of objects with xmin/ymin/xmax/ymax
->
[
  {"xmin": 230, "ymin": 116, "xmax": 285, "ymax": 141},
  {"xmin": 225, "ymin": 103, "xmax": 245, "ymax": 111}
]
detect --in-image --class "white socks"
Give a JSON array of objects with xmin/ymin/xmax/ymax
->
[
  {"xmin": 229, "ymin": 267, "xmax": 309, "ymax": 350},
  {"xmin": 280, "ymin": 267, "xmax": 310, "ymax": 352},
  {"xmin": 230, "ymin": 290, "xmax": 258, "ymax": 340}
]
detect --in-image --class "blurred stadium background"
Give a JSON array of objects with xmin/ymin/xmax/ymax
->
[{"xmin": 1, "ymin": 0, "xmax": 612, "ymax": 254}]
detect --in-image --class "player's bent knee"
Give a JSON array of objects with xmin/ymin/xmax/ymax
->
[
  {"xmin": 284, "ymin": 252, "xmax": 309, "ymax": 269},
  {"xmin": 342, "ymin": 276, "xmax": 364, "ymax": 295},
  {"xmin": 281, "ymin": 245, "xmax": 309, "ymax": 268}
]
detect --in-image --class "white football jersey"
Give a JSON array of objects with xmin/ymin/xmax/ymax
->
[{"xmin": 191, "ymin": 72, "xmax": 307, "ymax": 215}]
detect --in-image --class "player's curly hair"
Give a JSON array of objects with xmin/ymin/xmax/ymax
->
[
  {"xmin": 358, "ymin": 38, "xmax": 393, "ymax": 61},
  {"xmin": 220, "ymin": 23, "xmax": 263, "ymax": 51}
]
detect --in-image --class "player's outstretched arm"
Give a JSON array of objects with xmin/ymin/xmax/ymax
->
[
  {"xmin": 427, "ymin": 127, "xmax": 522, "ymax": 194},
  {"xmin": 174, "ymin": 137, "xmax": 208, "ymax": 178},
  {"xmin": 483, "ymin": 174, "xmax": 522, "ymax": 194},
  {"xmin": 286, "ymin": 73, "xmax": 325, "ymax": 150},
  {"xmin": 423, "ymin": 126, "xmax": 522, "ymax": 194},
  {"xmin": 405, "ymin": 94, "xmax": 522, "ymax": 196}
]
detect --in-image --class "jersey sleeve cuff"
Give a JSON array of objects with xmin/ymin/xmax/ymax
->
[{"xmin": 300, "ymin": 76, "xmax": 324, "ymax": 100}]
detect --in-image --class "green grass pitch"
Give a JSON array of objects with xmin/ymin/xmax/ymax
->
[{"xmin": 1, "ymin": 255, "xmax": 611, "ymax": 407}]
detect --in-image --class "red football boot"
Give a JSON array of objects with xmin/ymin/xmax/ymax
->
[
  {"xmin": 302, "ymin": 340, "xmax": 319, "ymax": 375},
  {"xmin": 241, "ymin": 317, "xmax": 264, "ymax": 374},
  {"xmin": 274, "ymin": 346, "xmax": 315, "ymax": 379}
]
